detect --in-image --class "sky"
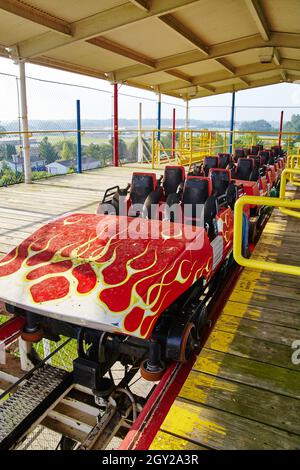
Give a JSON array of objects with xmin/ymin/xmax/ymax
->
[{"xmin": 0, "ymin": 56, "xmax": 299, "ymax": 125}]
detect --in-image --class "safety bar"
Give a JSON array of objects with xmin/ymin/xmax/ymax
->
[
  {"xmin": 234, "ymin": 195, "xmax": 300, "ymax": 276},
  {"xmin": 279, "ymin": 168, "xmax": 300, "ymax": 219}
]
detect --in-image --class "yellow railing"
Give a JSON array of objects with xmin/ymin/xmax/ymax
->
[
  {"xmin": 150, "ymin": 129, "xmax": 300, "ymax": 168},
  {"xmin": 233, "ymin": 195, "xmax": 300, "ymax": 276},
  {"xmin": 279, "ymin": 168, "xmax": 300, "ymax": 220}
]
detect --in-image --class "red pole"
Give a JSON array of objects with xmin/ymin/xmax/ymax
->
[
  {"xmin": 113, "ymin": 83, "xmax": 119, "ymax": 167},
  {"xmin": 278, "ymin": 110, "xmax": 284, "ymax": 147},
  {"xmin": 172, "ymin": 108, "xmax": 176, "ymax": 158}
]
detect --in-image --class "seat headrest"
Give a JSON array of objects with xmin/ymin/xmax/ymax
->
[
  {"xmin": 130, "ymin": 172, "xmax": 156, "ymax": 205},
  {"xmin": 234, "ymin": 148, "xmax": 245, "ymax": 159},
  {"xmin": 218, "ymin": 153, "xmax": 231, "ymax": 169},
  {"xmin": 183, "ymin": 176, "xmax": 211, "ymax": 208},
  {"xmin": 163, "ymin": 166, "xmax": 185, "ymax": 196},
  {"xmin": 203, "ymin": 156, "xmax": 219, "ymax": 176},
  {"xmin": 209, "ymin": 169, "xmax": 231, "ymax": 197}
]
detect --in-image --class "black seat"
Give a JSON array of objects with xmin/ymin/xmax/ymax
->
[
  {"xmin": 218, "ymin": 153, "xmax": 231, "ymax": 169},
  {"xmin": 203, "ymin": 156, "xmax": 219, "ymax": 176},
  {"xmin": 182, "ymin": 177, "xmax": 209, "ymax": 218},
  {"xmin": 234, "ymin": 149, "xmax": 245, "ymax": 161},
  {"xmin": 163, "ymin": 166, "xmax": 185, "ymax": 197},
  {"xmin": 236, "ymin": 158, "xmax": 253, "ymax": 180},
  {"xmin": 251, "ymin": 145, "xmax": 260, "ymax": 155},
  {"xmin": 130, "ymin": 173, "xmax": 156, "ymax": 205},
  {"xmin": 209, "ymin": 169, "xmax": 231, "ymax": 197},
  {"xmin": 259, "ymin": 151, "xmax": 270, "ymax": 166}
]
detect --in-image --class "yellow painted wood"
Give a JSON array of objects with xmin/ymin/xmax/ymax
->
[{"xmin": 154, "ymin": 187, "xmax": 300, "ymax": 450}]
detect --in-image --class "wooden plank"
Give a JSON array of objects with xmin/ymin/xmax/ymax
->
[
  {"xmin": 160, "ymin": 401, "xmax": 300, "ymax": 449},
  {"xmin": 215, "ymin": 314, "xmax": 300, "ymax": 346},
  {"xmin": 229, "ymin": 289, "xmax": 300, "ymax": 314},
  {"xmin": 150, "ymin": 430, "xmax": 208, "ymax": 450},
  {"xmin": 179, "ymin": 370, "xmax": 300, "ymax": 434},
  {"xmin": 223, "ymin": 301, "xmax": 300, "ymax": 330},
  {"xmin": 206, "ymin": 329, "xmax": 298, "ymax": 371},
  {"xmin": 193, "ymin": 348, "xmax": 300, "ymax": 399}
]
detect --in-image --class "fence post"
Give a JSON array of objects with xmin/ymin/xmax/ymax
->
[
  {"xmin": 229, "ymin": 91, "xmax": 236, "ymax": 154},
  {"xmin": 113, "ymin": 83, "xmax": 119, "ymax": 167},
  {"xmin": 76, "ymin": 99, "xmax": 82, "ymax": 173},
  {"xmin": 185, "ymin": 100, "xmax": 189, "ymax": 130},
  {"xmin": 138, "ymin": 102, "xmax": 143, "ymax": 163},
  {"xmin": 278, "ymin": 110, "xmax": 284, "ymax": 147},
  {"xmin": 157, "ymin": 92, "xmax": 161, "ymax": 142},
  {"xmin": 19, "ymin": 61, "xmax": 31, "ymax": 184},
  {"xmin": 172, "ymin": 108, "xmax": 176, "ymax": 158}
]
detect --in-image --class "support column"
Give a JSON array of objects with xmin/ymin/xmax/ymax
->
[
  {"xmin": 157, "ymin": 92, "xmax": 161, "ymax": 141},
  {"xmin": 113, "ymin": 83, "xmax": 119, "ymax": 167},
  {"xmin": 185, "ymin": 100, "xmax": 189, "ymax": 130},
  {"xmin": 76, "ymin": 99, "xmax": 82, "ymax": 173},
  {"xmin": 172, "ymin": 108, "xmax": 176, "ymax": 158},
  {"xmin": 138, "ymin": 102, "xmax": 143, "ymax": 163},
  {"xmin": 229, "ymin": 91, "xmax": 236, "ymax": 154},
  {"xmin": 278, "ymin": 110, "xmax": 284, "ymax": 147},
  {"xmin": 19, "ymin": 61, "xmax": 31, "ymax": 184}
]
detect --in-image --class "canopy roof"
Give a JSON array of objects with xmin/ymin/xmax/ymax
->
[{"xmin": 0, "ymin": 0, "xmax": 299, "ymax": 100}]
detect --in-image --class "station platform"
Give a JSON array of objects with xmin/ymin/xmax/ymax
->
[
  {"xmin": 0, "ymin": 168, "xmax": 299, "ymax": 450},
  {"xmin": 151, "ymin": 185, "xmax": 300, "ymax": 450}
]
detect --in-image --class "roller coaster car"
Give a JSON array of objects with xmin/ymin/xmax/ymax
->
[{"xmin": 0, "ymin": 167, "xmax": 247, "ymax": 384}]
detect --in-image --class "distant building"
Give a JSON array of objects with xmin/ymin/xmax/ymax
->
[
  {"xmin": 46, "ymin": 159, "xmax": 75, "ymax": 175},
  {"xmin": 46, "ymin": 157, "xmax": 100, "ymax": 174},
  {"xmin": 0, "ymin": 155, "xmax": 45, "ymax": 172},
  {"xmin": 82, "ymin": 157, "xmax": 100, "ymax": 171}
]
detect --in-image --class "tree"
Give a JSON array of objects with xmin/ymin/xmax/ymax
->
[
  {"xmin": 6, "ymin": 144, "xmax": 17, "ymax": 160},
  {"xmin": 239, "ymin": 120, "xmax": 273, "ymax": 132},
  {"xmin": 54, "ymin": 140, "xmax": 77, "ymax": 160},
  {"xmin": 284, "ymin": 114, "xmax": 300, "ymax": 133},
  {"xmin": 109, "ymin": 138, "xmax": 128, "ymax": 161},
  {"xmin": 39, "ymin": 137, "xmax": 58, "ymax": 164},
  {"xmin": 128, "ymin": 136, "xmax": 151, "ymax": 162}
]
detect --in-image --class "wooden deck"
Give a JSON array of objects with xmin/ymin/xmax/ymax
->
[
  {"xmin": 0, "ymin": 168, "xmax": 299, "ymax": 450},
  {"xmin": 151, "ymin": 186, "xmax": 300, "ymax": 450}
]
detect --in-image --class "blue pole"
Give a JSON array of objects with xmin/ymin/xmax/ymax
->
[
  {"xmin": 76, "ymin": 99, "xmax": 82, "ymax": 173},
  {"xmin": 157, "ymin": 93, "xmax": 161, "ymax": 141},
  {"xmin": 229, "ymin": 91, "xmax": 236, "ymax": 154}
]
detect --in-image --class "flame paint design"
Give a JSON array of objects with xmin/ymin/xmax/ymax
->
[{"xmin": 0, "ymin": 214, "xmax": 213, "ymax": 339}]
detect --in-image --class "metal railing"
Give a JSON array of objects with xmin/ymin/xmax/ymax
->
[
  {"xmin": 1, "ymin": 127, "xmax": 300, "ymax": 187},
  {"xmin": 233, "ymin": 195, "xmax": 300, "ymax": 276},
  {"xmin": 151, "ymin": 129, "xmax": 300, "ymax": 168}
]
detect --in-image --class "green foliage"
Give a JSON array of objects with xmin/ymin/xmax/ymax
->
[
  {"xmin": 284, "ymin": 114, "xmax": 300, "ymax": 134},
  {"xmin": 39, "ymin": 136, "xmax": 58, "ymax": 164},
  {"xmin": 239, "ymin": 120, "xmax": 274, "ymax": 132},
  {"xmin": 85, "ymin": 142, "xmax": 112, "ymax": 165},
  {"xmin": 54, "ymin": 140, "xmax": 77, "ymax": 160},
  {"xmin": 160, "ymin": 132, "xmax": 179, "ymax": 150},
  {"xmin": 109, "ymin": 138, "xmax": 128, "ymax": 160},
  {"xmin": 5, "ymin": 144, "xmax": 17, "ymax": 160}
]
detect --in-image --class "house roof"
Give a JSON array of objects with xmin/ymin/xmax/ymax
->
[
  {"xmin": 46, "ymin": 159, "xmax": 74, "ymax": 167},
  {"xmin": 0, "ymin": 1, "xmax": 299, "ymax": 101}
]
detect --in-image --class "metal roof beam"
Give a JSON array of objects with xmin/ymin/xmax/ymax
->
[
  {"xmin": 0, "ymin": 0, "xmax": 72, "ymax": 36},
  {"xmin": 16, "ymin": 0, "xmax": 202, "ymax": 58},
  {"xmin": 244, "ymin": 0, "xmax": 270, "ymax": 41},
  {"xmin": 129, "ymin": 0, "xmax": 151, "ymax": 12},
  {"xmin": 215, "ymin": 58, "xmax": 235, "ymax": 74},
  {"xmin": 87, "ymin": 37, "xmax": 156, "ymax": 68},
  {"xmin": 185, "ymin": 75, "xmax": 283, "ymax": 100},
  {"xmin": 159, "ymin": 14, "xmax": 209, "ymax": 55},
  {"xmin": 159, "ymin": 59, "xmax": 300, "ymax": 93},
  {"xmin": 113, "ymin": 33, "xmax": 300, "ymax": 81},
  {"xmin": 165, "ymin": 69, "xmax": 193, "ymax": 83}
]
